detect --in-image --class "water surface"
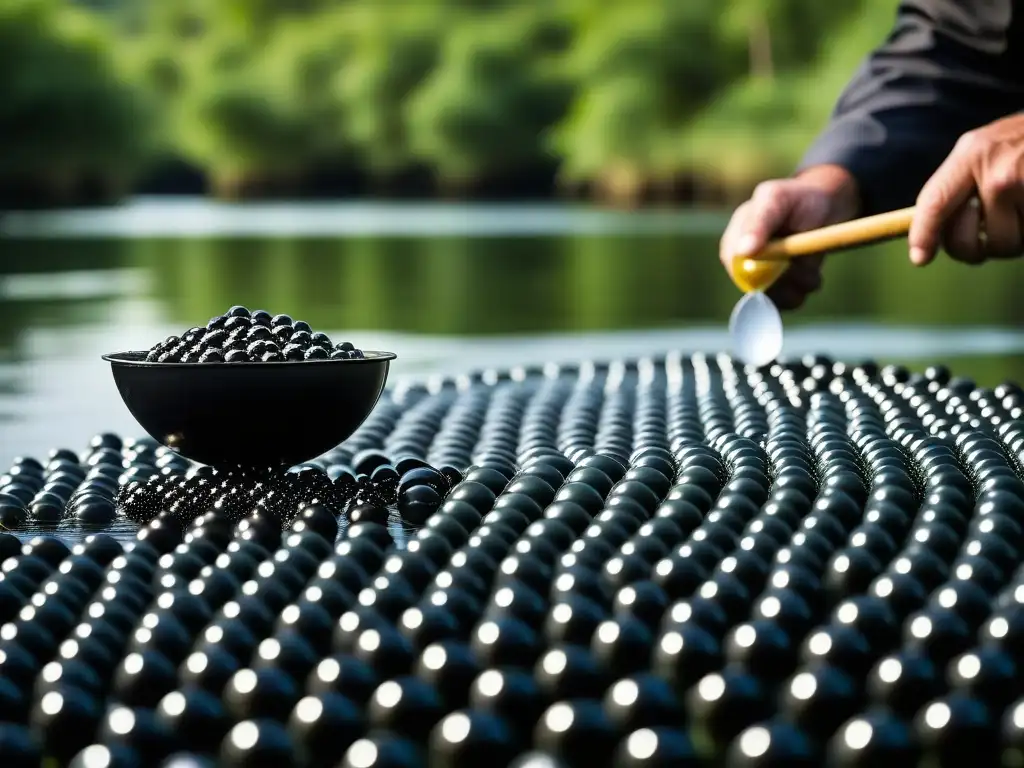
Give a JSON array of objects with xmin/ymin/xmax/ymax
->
[{"xmin": 1, "ymin": 198, "xmax": 1022, "ymax": 469}]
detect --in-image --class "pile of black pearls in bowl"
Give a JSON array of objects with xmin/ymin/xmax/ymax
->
[
  {"xmin": 145, "ymin": 305, "xmax": 366, "ymax": 363},
  {"xmin": 4, "ymin": 352, "xmax": 1024, "ymax": 767}
]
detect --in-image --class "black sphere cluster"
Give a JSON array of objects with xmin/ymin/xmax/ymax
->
[
  {"xmin": 3, "ymin": 353, "xmax": 1024, "ymax": 767},
  {"xmin": 0, "ymin": 433, "xmax": 141, "ymax": 531},
  {"xmin": 145, "ymin": 306, "xmax": 366, "ymax": 363},
  {"xmin": 114, "ymin": 456, "xmax": 464, "ymax": 531}
]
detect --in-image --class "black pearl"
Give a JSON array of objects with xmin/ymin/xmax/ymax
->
[
  {"xmin": 427, "ymin": 710, "xmax": 519, "ymax": 767},
  {"xmin": 651, "ymin": 623, "xmax": 722, "ymax": 694},
  {"xmin": 156, "ymin": 689, "xmax": 232, "ymax": 755},
  {"xmin": 339, "ymin": 733, "xmax": 426, "ymax": 768},
  {"xmin": 218, "ymin": 719, "xmax": 298, "ymax": 767},
  {"xmin": 659, "ymin": 596, "xmax": 729, "ymax": 639},
  {"xmin": 223, "ymin": 668, "xmax": 302, "ymax": 722},
  {"xmin": 67, "ymin": 744, "xmax": 143, "ymax": 767},
  {"xmin": 590, "ymin": 617, "xmax": 654, "ymax": 679},
  {"xmin": 399, "ymin": 485, "xmax": 443, "ymax": 526},
  {"xmin": 651, "ymin": 556, "xmax": 708, "ymax": 601},
  {"xmin": 723, "ymin": 621, "xmax": 797, "ymax": 683},
  {"xmin": 685, "ymin": 669, "xmax": 774, "ymax": 753},
  {"xmin": 799, "ymin": 625, "xmax": 874, "ymax": 678},
  {"xmin": 751, "ymin": 590, "xmax": 816, "ymax": 638},
  {"xmin": 471, "ymin": 617, "xmax": 541, "ymax": 670},
  {"xmin": 946, "ymin": 646, "xmax": 1018, "ymax": 709},
  {"xmin": 97, "ymin": 705, "xmax": 179, "ymax": 764},
  {"xmin": 368, "ymin": 676, "xmax": 444, "ymax": 744},
  {"xmin": 902, "ymin": 609, "xmax": 973, "ymax": 667},
  {"xmin": 29, "ymin": 686, "xmax": 104, "ymax": 764},
  {"xmin": 533, "ymin": 699, "xmax": 619, "ymax": 768},
  {"xmin": 914, "ymin": 694, "xmax": 999, "ymax": 767},
  {"xmin": 602, "ymin": 674, "xmax": 681, "ymax": 734},
  {"xmin": 534, "ymin": 645, "xmax": 608, "ymax": 701},
  {"xmin": 610, "ymin": 727, "xmax": 699, "ymax": 767},
  {"xmin": 724, "ymin": 721, "xmax": 821, "ymax": 767},
  {"xmin": 413, "ymin": 641, "xmax": 481, "ymax": 711},
  {"xmin": 287, "ymin": 693, "xmax": 366, "ymax": 767},
  {"xmin": 543, "ymin": 594, "xmax": 607, "ymax": 646},
  {"xmin": 824, "ymin": 708, "xmax": 921, "ymax": 767},
  {"xmin": 352, "ymin": 623, "xmax": 417, "ymax": 681},
  {"xmin": 463, "ymin": 469, "xmax": 509, "ymax": 496},
  {"xmin": 447, "ymin": 482, "xmax": 497, "ymax": 514},
  {"xmin": 113, "ymin": 651, "xmax": 178, "ymax": 708},
  {"xmin": 469, "ymin": 668, "xmax": 548, "ymax": 741},
  {"xmin": 614, "ymin": 581, "xmax": 669, "ymax": 628},
  {"xmin": 777, "ymin": 665, "xmax": 861, "ymax": 739}
]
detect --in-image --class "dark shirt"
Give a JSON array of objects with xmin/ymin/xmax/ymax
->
[{"xmin": 797, "ymin": 0, "xmax": 1024, "ymax": 215}]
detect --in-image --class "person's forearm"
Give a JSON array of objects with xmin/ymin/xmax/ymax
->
[{"xmin": 797, "ymin": 0, "xmax": 1024, "ymax": 215}]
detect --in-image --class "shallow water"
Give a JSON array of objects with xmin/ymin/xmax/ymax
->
[{"xmin": 1, "ymin": 197, "xmax": 1022, "ymax": 476}]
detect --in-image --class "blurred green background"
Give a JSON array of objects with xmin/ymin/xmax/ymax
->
[
  {"xmin": 4, "ymin": 0, "xmax": 898, "ymax": 207},
  {"xmin": 0, "ymin": 0, "xmax": 1022, "ymax": 465}
]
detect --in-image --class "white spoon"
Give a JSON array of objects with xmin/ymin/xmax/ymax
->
[
  {"xmin": 724, "ymin": 207, "xmax": 920, "ymax": 367},
  {"xmin": 729, "ymin": 291, "xmax": 784, "ymax": 367}
]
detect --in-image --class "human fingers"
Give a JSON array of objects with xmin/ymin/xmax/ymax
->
[
  {"xmin": 910, "ymin": 133, "xmax": 979, "ymax": 266},
  {"xmin": 721, "ymin": 201, "xmax": 753, "ymax": 274},
  {"xmin": 977, "ymin": 168, "xmax": 1024, "ymax": 259},
  {"xmin": 941, "ymin": 197, "xmax": 986, "ymax": 265},
  {"xmin": 732, "ymin": 180, "xmax": 806, "ymax": 257}
]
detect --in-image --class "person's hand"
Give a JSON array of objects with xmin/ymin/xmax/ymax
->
[
  {"xmin": 720, "ymin": 165, "xmax": 861, "ymax": 310},
  {"xmin": 910, "ymin": 113, "xmax": 1024, "ymax": 266}
]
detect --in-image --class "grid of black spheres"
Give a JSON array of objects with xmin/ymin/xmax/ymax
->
[{"xmin": 1, "ymin": 353, "xmax": 1024, "ymax": 766}]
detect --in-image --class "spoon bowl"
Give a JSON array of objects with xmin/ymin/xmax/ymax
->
[
  {"xmin": 729, "ymin": 292, "xmax": 784, "ymax": 367},
  {"xmin": 103, "ymin": 351, "xmax": 396, "ymax": 467}
]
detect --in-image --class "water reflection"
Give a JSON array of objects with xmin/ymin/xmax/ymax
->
[
  {"xmin": 0, "ymin": 201, "xmax": 1022, "ymax": 465},
  {"xmin": 114, "ymin": 234, "xmax": 1024, "ymax": 335},
  {"xmin": 3, "ymin": 203, "xmax": 1024, "ymax": 337}
]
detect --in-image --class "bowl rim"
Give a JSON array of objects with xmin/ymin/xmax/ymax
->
[{"xmin": 102, "ymin": 350, "xmax": 397, "ymax": 368}]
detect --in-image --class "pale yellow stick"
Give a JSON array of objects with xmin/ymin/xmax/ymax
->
[{"xmin": 752, "ymin": 206, "xmax": 916, "ymax": 262}]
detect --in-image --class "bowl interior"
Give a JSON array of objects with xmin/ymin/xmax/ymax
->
[{"xmin": 104, "ymin": 350, "xmax": 395, "ymax": 467}]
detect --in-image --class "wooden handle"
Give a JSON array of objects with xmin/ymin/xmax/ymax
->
[{"xmin": 753, "ymin": 206, "xmax": 916, "ymax": 261}]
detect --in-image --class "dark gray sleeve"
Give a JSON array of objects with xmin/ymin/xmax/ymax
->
[{"xmin": 796, "ymin": 0, "xmax": 1024, "ymax": 215}]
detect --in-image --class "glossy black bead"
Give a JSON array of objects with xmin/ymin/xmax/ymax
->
[
  {"xmin": 686, "ymin": 668, "xmax": 775, "ymax": 755},
  {"xmin": 824, "ymin": 708, "xmax": 921, "ymax": 767},
  {"xmin": 287, "ymin": 693, "xmax": 366, "ymax": 767},
  {"xmin": 778, "ymin": 665, "xmax": 862, "ymax": 739},
  {"xmin": 427, "ymin": 709, "xmax": 518, "ymax": 767},
  {"xmin": 339, "ymin": 732, "xmax": 426, "ymax": 768},
  {"xmin": 156, "ymin": 688, "xmax": 232, "ymax": 755},
  {"xmin": 724, "ymin": 721, "xmax": 821, "ymax": 767},
  {"xmin": 29, "ymin": 685, "xmax": 104, "ymax": 763},
  {"xmin": 469, "ymin": 668, "xmax": 548, "ymax": 740},
  {"xmin": 368, "ymin": 676, "xmax": 445, "ymax": 744},
  {"xmin": 218, "ymin": 719, "xmax": 298, "ymax": 767},
  {"xmin": 602, "ymin": 673, "xmax": 681, "ymax": 734},
  {"xmin": 533, "ymin": 698, "xmax": 619, "ymax": 768},
  {"xmin": 914, "ymin": 694, "xmax": 1000, "ymax": 767}
]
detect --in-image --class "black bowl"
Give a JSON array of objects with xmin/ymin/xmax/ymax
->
[{"xmin": 103, "ymin": 351, "xmax": 396, "ymax": 468}]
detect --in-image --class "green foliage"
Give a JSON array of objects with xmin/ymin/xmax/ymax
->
[
  {"xmin": 552, "ymin": 2, "xmax": 745, "ymax": 182},
  {"xmin": 679, "ymin": 0, "xmax": 895, "ymax": 187},
  {"xmin": 336, "ymin": 8, "xmax": 441, "ymax": 176},
  {"xmin": 171, "ymin": 11, "xmax": 355, "ymax": 188},
  {"xmin": 0, "ymin": 0, "xmax": 153, "ymax": 194},
  {"xmin": 406, "ymin": 9, "xmax": 574, "ymax": 185},
  {"xmin": 4, "ymin": 0, "xmax": 904, "ymax": 202}
]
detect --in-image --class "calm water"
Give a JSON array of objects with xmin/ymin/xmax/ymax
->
[{"xmin": 0, "ymin": 197, "xmax": 1023, "ymax": 469}]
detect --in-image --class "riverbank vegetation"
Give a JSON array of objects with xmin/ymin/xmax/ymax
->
[{"xmin": 2, "ymin": 0, "xmax": 899, "ymax": 208}]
